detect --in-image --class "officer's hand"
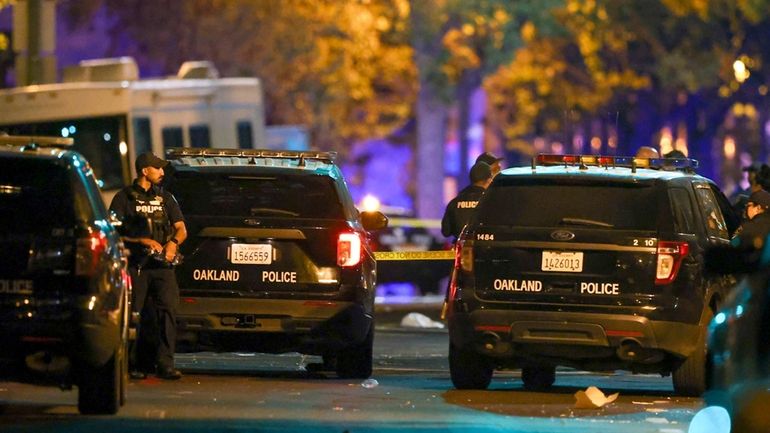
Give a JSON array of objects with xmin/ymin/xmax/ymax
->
[
  {"xmin": 164, "ymin": 242, "xmax": 177, "ymax": 263},
  {"xmin": 142, "ymin": 238, "xmax": 164, "ymax": 254}
]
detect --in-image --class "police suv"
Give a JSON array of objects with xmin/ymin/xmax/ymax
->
[
  {"xmin": 0, "ymin": 135, "xmax": 131, "ymax": 414},
  {"xmin": 446, "ymin": 154, "xmax": 739, "ymax": 396},
  {"xmin": 164, "ymin": 148, "xmax": 387, "ymax": 378}
]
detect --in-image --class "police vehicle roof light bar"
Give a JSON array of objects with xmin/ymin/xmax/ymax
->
[
  {"xmin": 165, "ymin": 147, "xmax": 337, "ymax": 163},
  {"xmin": 535, "ymin": 154, "xmax": 698, "ymax": 171},
  {"xmin": 0, "ymin": 134, "xmax": 75, "ymax": 149}
]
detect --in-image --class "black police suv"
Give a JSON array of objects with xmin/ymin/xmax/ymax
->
[
  {"xmin": 164, "ymin": 148, "xmax": 387, "ymax": 378},
  {"xmin": 446, "ymin": 154, "xmax": 739, "ymax": 396},
  {"xmin": 0, "ymin": 135, "xmax": 131, "ymax": 414},
  {"xmin": 705, "ymin": 245, "xmax": 770, "ymax": 432}
]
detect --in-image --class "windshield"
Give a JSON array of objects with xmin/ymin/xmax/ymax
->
[
  {"xmin": 170, "ymin": 171, "xmax": 345, "ymax": 219},
  {"xmin": 0, "ymin": 158, "xmax": 75, "ymax": 233},
  {"xmin": 477, "ymin": 179, "xmax": 660, "ymax": 230}
]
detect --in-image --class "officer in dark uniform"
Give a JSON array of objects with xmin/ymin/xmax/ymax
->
[
  {"xmin": 441, "ymin": 161, "xmax": 492, "ymax": 241},
  {"xmin": 732, "ymin": 189, "xmax": 770, "ymax": 252},
  {"xmin": 110, "ymin": 152, "xmax": 187, "ymax": 380}
]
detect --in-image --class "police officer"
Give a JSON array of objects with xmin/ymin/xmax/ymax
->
[
  {"xmin": 732, "ymin": 189, "xmax": 770, "ymax": 252},
  {"xmin": 475, "ymin": 151, "xmax": 504, "ymax": 178},
  {"xmin": 441, "ymin": 161, "xmax": 493, "ymax": 241},
  {"xmin": 110, "ymin": 152, "xmax": 187, "ymax": 380}
]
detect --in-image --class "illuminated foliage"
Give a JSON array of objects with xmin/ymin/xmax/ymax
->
[
  {"xmin": 484, "ymin": 0, "xmax": 770, "ymax": 155},
  {"xmin": 63, "ymin": 0, "xmax": 417, "ymax": 154}
]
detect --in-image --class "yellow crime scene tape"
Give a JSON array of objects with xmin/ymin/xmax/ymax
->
[
  {"xmin": 373, "ymin": 250, "xmax": 455, "ymax": 261},
  {"xmin": 386, "ymin": 217, "xmax": 442, "ymax": 229}
]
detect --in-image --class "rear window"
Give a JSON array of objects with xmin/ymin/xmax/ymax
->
[
  {"xmin": 477, "ymin": 179, "xmax": 660, "ymax": 230},
  {"xmin": 0, "ymin": 158, "xmax": 75, "ymax": 232},
  {"xmin": 171, "ymin": 171, "xmax": 345, "ymax": 219}
]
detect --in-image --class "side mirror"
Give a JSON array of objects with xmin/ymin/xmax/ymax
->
[
  {"xmin": 361, "ymin": 211, "xmax": 388, "ymax": 231},
  {"xmin": 705, "ymin": 245, "xmax": 759, "ymax": 275}
]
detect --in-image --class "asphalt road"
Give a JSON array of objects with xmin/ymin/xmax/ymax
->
[{"xmin": 0, "ymin": 327, "xmax": 716, "ymax": 433}]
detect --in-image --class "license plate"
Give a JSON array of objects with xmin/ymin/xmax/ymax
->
[
  {"xmin": 541, "ymin": 251, "xmax": 583, "ymax": 272},
  {"xmin": 230, "ymin": 244, "xmax": 272, "ymax": 265}
]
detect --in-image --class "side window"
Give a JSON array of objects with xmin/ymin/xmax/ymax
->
[
  {"xmin": 189, "ymin": 124, "xmax": 210, "ymax": 148},
  {"xmin": 162, "ymin": 127, "xmax": 184, "ymax": 151},
  {"xmin": 669, "ymin": 188, "xmax": 696, "ymax": 234},
  {"xmin": 236, "ymin": 121, "xmax": 253, "ymax": 149},
  {"xmin": 695, "ymin": 186, "xmax": 729, "ymax": 240},
  {"xmin": 710, "ymin": 184, "xmax": 739, "ymax": 236},
  {"xmin": 132, "ymin": 117, "xmax": 152, "ymax": 156}
]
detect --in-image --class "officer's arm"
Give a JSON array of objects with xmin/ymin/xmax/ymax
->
[
  {"xmin": 441, "ymin": 202, "xmax": 454, "ymax": 238},
  {"xmin": 163, "ymin": 221, "xmax": 187, "ymax": 262},
  {"xmin": 169, "ymin": 221, "xmax": 187, "ymax": 246}
]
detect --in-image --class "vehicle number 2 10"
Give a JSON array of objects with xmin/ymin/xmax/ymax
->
[{"xmin": 632, "ymin": 238, "xmax": 656, "ymax": 247}]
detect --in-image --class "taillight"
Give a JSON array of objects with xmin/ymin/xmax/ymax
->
[
  {"xmin": 655, "ymin": 241, "xmax": 689, "ymax": 285},
  {"xmin": 460, "ymin": 239, "xmax": 474, "ymax": 272},
  {"xmin": 447, "ymin": 238, "xmax": 473, "ymax": 305},
  {"xmin": 337, "ymin": 232, "xmax": 362, "ymax": 267},
  {"xmin": 76, "ymin": 230, "xmax": 108, "ymax": 276},
  {"xmin": 447, "ymin": 243, "xmax": 463, "ymax": 304}
]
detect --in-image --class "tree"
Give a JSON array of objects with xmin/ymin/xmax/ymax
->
[
  {"xmin": 409, "ymin": 0, "xmax": 561, "ymax": 216},
  {"xmin": 62, "ymin": 0, "xmax": 417, "ymax": 155},
  {"xmin": 483, "ymin": 0, "xmax": 770, "ymax": 184}
]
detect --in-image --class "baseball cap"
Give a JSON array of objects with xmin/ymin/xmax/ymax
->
[
  {"xmin": 469, "ymin": 161, "xmax": 492, "ymax": 184},
  {"xmin": 135, "ymin": 152, "xmax": 168, "ymax": 173},
  {"xmin": 475, "ymin": 152, "xmax": 504, "ymax": 166},
  {"xmin": 748, "ymin": 190, "xmax": 770, "ymax": 209}
]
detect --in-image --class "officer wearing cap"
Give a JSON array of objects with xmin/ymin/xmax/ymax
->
[
  {"xmin": 442, "ymin": 161, "xmax": 493, "ymax": 241},
  {"xmin": 475, "ymin": 152, "xmax": 504, "ymax": 177},
  {"xmin": 732, "ymin": 162, "xmax": 770, "ymax": 220},
  {"xmin": 732, "ymin": 189, "xmax": 770, "ymax": 251},
  {"xmin": 109, "ymin": 152, "xmax": 187, "ymax": 380}
]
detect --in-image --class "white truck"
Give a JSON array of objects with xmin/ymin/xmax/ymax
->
[{"xmin": 0, "ymin": 57, "xmax": 267, "ymax": 201}]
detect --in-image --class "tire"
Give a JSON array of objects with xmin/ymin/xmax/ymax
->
[
  {"xmin": 673, "ymin": 310, "xmax": 712, "ymax": 397},
  {"xmin": 336, "ymin": 324, "xmax": 374, "ymax": 379},
  {"xmin": 449, "ymin": 343, "xmax": 493, "ymax": 390},
  {"xmin": 78, "ymin": 349, "xmax": 121, "ymax": 415},
  {"xmin": 521, "ymin": 366, "xmax": 556, "ymax": 391}
]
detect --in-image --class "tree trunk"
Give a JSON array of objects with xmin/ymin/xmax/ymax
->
[
  {"xmin": 415, "ymin": 78, "xmax": 448, "ymax": 219},
  {"xmin": 456, "ymin": 69, "xmax": 482, "ymax": 190}
]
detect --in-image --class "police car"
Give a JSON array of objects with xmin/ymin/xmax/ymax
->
[
  {"xmin": 446, "ymin": 154, "xmax": 739, "ymax": 396},
  {"xmin": 163, "ymin": 148, "xmax": 387, "ymax": 378},
  {"xmin": 0, "ymin": 135, "xmax": 131, "ymax": 414}
]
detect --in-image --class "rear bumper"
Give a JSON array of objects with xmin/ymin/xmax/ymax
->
[
  {"xmin": 449, "ymin": 307, "xmax": 701, "ymax": 365},
  {"xmin": 177, "ymin": 297, "xmax": 373, "ymax": 354},
  {"xmin": 0, "ymin": 308, "xmax": 123, "ymax": 371}
]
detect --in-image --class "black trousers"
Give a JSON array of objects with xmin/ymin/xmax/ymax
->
[{"xmin": 129, "ymin": 266, "xmax": 179, "ymax": 371}]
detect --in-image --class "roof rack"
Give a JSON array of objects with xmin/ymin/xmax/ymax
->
[
  {"xmin": 165, "ymin": 147, "xmax": 337, "ymax": 164},
  {"xmin": 534, "ymin": 154, "xmax": 698, "ymax": 173},
  {"xmin": 0, "ymin": 135, "xmax": 74, "ymax": 151}
]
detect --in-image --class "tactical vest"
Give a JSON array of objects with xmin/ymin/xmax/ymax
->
[{"xmin": 123, "ymin": 184, "xmax": 173, "ymax": 248}]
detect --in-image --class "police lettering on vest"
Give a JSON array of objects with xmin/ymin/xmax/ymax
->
[{"xmin": 457, "ymin": 200, "xmax": 479, "ymax": 209}]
